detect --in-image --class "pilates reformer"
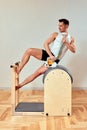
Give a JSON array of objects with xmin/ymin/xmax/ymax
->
[{"xmin": 10, "ymin": 62, "xmax": 73, "ymax": 116}]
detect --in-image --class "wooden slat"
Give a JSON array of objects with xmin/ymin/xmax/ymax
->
[
  {"xmin": 11, "ymin": 64, "xmax": 19, "ymax": 115},
  {"xmin": 11, "ymin": 66, "xmax": 16, "ymax": 115},
  {"xmin": 15, "ymin": 67, "xmax": 19, "ymax": 106}
]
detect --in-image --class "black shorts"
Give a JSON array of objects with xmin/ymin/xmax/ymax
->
[{"xmin": 41, "ymin": 49, "xmax": 60, "ymax": 64}]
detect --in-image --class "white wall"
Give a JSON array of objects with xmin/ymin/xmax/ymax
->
[{"xmin": 0, "ymin": 0, "xmax": 87, "ymax": 89}]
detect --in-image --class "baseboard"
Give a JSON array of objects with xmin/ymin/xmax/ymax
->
[
  {"xmin": 0, "ymin": 87, "xmax": 87, "ymax": 90},
  {"xmin": 0, "ymin": 87, "xmax": 44, "ymax": 90},
  {"xmin": 0, "ymin": 87, "xmax": 11, "ymax": 90},
  {"xmin": 72, "ymin": 87, "xmax": 87, "ymax": 90}
]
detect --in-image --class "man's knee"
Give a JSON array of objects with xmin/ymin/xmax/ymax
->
[{"xmin": 26, "ymin": 48, "xmax": 33, "ymax": 55}]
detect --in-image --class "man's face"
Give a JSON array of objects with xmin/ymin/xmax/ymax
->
[{"xmin": 58, "ymin": 22, "xmax": 68, "ymax": 32}]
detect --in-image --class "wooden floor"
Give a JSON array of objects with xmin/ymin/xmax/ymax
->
[{"xmin": 0, "ymin": 89, "xmax": 87, "ymax": 130}]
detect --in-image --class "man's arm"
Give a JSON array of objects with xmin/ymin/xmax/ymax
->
[
  {"xmin": 62, "ymin": 37, "xmax": 76, "ymax": 53},
  {"xmin": 44, "ymin": 32, "xmax": 58, "ymax": 60}
]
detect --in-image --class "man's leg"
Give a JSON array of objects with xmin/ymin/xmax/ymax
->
[
  {"xmin": 16, "ymin": 64, "xmax": 48, "ymax": 90},
  {"xmin": 17, "ymin": 48, "xmax": 42, "ymax": 74}
]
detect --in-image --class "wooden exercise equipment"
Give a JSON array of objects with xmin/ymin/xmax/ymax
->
[
  {"xmin": 10, "ymin": 62, "xmax": 20, "ymax": 115},
  {"xmin": 10, "ymin": 62, "xmax": 73, "ymax": 116},
  {"xmin": 43, "ymin": 66, "xmax": 73, "ymax": 116}
]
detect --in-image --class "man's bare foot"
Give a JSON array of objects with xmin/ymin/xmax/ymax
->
[
  {"xmin": 15, "ymin": 66, "xmax": 21, "ymax": 75},
  {"xmin": 14, "ymin": 62, "xmax": 21, "ymax": 74},
  {"xmin": 14, "ymin": 67, "xmax": 18, "ymax": 74},
  {"xmin": 15, "ymin": 84, "xmax": 22, "ymax": 90}
]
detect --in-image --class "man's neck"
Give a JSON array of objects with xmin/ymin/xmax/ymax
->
[{"xmin": 60, "ymin": 30, "xmax": 68, "ymax": 33}]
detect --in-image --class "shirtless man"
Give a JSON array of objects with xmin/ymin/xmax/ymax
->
[{"xmin": 16, "ymin": 18, "xmax": 76, "ymax": 90}]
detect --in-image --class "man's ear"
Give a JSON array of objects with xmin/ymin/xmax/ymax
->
[{"xmin": 66, "ymin": 25, "xmax": 69, "ymax": 29}]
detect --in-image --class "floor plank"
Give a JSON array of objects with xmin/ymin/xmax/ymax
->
[{"xmin": 0, "ymin": 90, "xmax": 87, "ymax": 130}]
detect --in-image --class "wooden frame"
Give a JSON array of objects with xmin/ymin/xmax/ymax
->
[
  {"xmin": 44, "ymin": 69, "xmax": 72, "ymax": 116},
  {"xmin": 10, "ymin": 63, "xmax": 72, "ymax": 116},
  {"xmin": 10, "ymin": 62, "xmax": 44, "ymax": 116},
  {"xmin": 10, "ymin": 62, "xmax": 20, "ymax": 115}
]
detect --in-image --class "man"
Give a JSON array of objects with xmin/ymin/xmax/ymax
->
[{"xmin": 16, "ymin": 18, "xmax": 76, "ymax": 90}]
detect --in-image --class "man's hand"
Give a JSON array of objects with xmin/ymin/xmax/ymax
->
[
  {"xmin": 62, "ymin": 36, "xmax": 76, "ymax": 53},
  {"xmin": 47, "ymin": 55, "xmax": 57, "ymax": 62}
]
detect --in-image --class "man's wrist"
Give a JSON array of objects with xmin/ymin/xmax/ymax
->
[
  {"xmin": 49, "ymin": 54, "xmax": 53, "ymax": 57},
  {"xmin": 64, "ymin": 41, "xmax": 69, "ymax": 46}
]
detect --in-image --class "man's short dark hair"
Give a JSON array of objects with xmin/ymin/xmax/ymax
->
[{"xmin": 59, "ymin": 19, "xmax": 69, "ymax": 25}]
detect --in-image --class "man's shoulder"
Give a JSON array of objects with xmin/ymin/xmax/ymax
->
[
  {"xmin": 52, "ymin": 32, "xmax": 58, "ymax": 36},
  {"xmin": 51, "ymin": 32, "xmax": 58, "ymax": 39}
]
